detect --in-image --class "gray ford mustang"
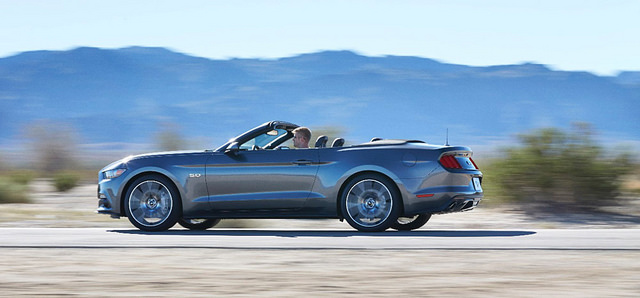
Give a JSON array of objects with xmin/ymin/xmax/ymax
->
[{"xmin": 97, "ymin": 121, "xmax": 483, "ymax": 232}]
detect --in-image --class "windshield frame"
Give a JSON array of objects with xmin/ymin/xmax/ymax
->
[
  {"xmin": 214, "ymin": 121, "xmax": 299, "ymax": 152},
  {"xmin": 239, "ymin": 128, "xmax": 290, "ymax": 150}
]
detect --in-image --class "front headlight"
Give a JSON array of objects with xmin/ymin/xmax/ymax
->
[{"xmin": 103, "ymin": 168, "xmax": 126, "ymax": 179}]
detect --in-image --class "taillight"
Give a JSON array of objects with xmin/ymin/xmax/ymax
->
[
  {"xmin": 440, "ymin": 155, "xmax": 462, "ymax": 169},
  {"xmin": 470, "ymin": 158, "xmax": 479, "ymax": 169}
]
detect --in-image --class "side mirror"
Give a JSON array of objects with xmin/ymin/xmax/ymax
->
[{"xmin": 225, "ymin": 142, "xmax": 240, "ymax": 154}]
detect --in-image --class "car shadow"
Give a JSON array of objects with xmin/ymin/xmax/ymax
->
[{"xmin": 109, "ymin": 229, "xmax": 536, "ymax": 238}]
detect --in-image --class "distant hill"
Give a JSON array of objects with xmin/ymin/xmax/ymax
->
[{"xmin": 1, "ymin": 47, "xmax": 638, "ymax": 150}]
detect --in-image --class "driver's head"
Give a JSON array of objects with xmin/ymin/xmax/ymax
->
[{"xmin": 292, "ymin": 127, "xmax": 311, "ymax": 148}]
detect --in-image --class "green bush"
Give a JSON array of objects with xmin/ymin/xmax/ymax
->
[
  {"xmin": 53, "ymin": 172, "xmax": 80, "ymax": 192},
  {"xmin": 488, "ymin": 124, "xmax": 633, "ymax": 210},
  {"xmin": 8, "ymin": 170, "xmax": 36, "ymax": 185},
  {"xmin": 0, "ymin": 177, "xmax": 30, "ymax": 203}
]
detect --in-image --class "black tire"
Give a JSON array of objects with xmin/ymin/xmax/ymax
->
[
  {"xmin": 124, "ymin": 174, "xmax": 181, "ymax": 232},
  {"xmin": 340, "ymin": 173, "xmax": 401, "ymax": 232},
  {"xmin": 178, "ymin": 218, "xmax": 221, "ymax": 230},
  {"xmin": 391, "ymin": 214, "xmax": 431, "ymax": 231}
]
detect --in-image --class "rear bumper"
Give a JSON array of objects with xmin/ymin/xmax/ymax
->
[
  {"xmin": 402, "ymin": 191, "xmax": 483, "ymax": 216},
  {"xmin": 434, "ymin": 196, "xmax": 482, "ymax": 214},
  {"xmin": 399, "ymin": 173, "xmax": 483, "ymax": 216}
]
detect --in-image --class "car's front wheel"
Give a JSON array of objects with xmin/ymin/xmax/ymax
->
[
  {"xmin": 124, "ymin": 175, "xmax": 181, "ymax": 232},
  {"xmin": 340, "ymin": 174, "xmax": 401, "ymax": 232},
  {"xmin": 391, "ymin": 214, "xmax": 431, "ymax": 231},
  {"xmin": 178, "ymin": 218, "xmax": 221, "ymax": 230}
]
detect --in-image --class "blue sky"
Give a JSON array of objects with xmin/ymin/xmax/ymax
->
[{"xmin": 0, "ymin": 0, "xmax": 638, "ymax": 75}]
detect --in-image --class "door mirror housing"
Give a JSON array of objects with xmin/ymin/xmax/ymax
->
[{"xmin": 225, "ymin": 142, "xmax": 240, "ymax": 154}]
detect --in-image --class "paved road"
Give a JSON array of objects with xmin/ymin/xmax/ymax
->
[{"xmin": 1, "ymin": 228, "xmax": 639, "ymax": 250}]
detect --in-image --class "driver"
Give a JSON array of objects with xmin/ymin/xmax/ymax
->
[{"xmin": 292, "ymin": 127, "xmax": 311, "ymax": 148}]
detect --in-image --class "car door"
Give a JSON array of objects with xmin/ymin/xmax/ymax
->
[{"xmin": 205, "ymin": 149, "xmax": 319, "ymax": 212}]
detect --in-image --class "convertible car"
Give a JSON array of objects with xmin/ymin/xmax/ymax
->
[{"xmin": 97, "ymin": 121, "xmax": 483, "ymax": 232}]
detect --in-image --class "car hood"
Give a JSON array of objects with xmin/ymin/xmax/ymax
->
[
  {"xmin": 101, "ymin": 150, "xmax": 208, "ymax": 172},
  {"xmin": 129, "ymin": 150, "xmax": 207, "ymax": 159}
]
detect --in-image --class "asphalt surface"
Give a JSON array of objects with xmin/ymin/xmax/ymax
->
[{"xmin": 1, "ymin": 228, "xmax": 639, "ymax": 250}]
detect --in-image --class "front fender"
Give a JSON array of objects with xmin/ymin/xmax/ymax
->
[{"xmin": 114, "ymin": 164, "xmax": 208, "ymax": 216}]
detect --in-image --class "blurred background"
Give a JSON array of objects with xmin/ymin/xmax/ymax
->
[{"xmin": 0, "ymin": 0, "xmax": 639, "ymax": 212}]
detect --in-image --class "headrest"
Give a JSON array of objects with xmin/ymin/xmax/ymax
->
[
  {"xmin": 331, "ymin": 138, "xmax": 345, "ymax": 147},
  {"xmin": 315, "ymin": 135, "xmax": 328, "ymax": 148}
]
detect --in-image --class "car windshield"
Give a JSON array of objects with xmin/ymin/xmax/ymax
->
[{"xmin": 240, "ymin": 128, "xmax": 288, "ymax": 150}]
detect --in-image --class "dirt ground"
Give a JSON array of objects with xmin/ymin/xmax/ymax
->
[
  {"xmin": 1, "ymin": 180, "xmax": 640, "ymax": 297},
  {"xmin": 1, "ymin": 248, "xmax": 639, "ymax": 297}
]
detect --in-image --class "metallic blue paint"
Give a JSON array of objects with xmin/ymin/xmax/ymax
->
[{"xmin": 98, "ymin": 121, "xmax": 483, "ymax": 231}]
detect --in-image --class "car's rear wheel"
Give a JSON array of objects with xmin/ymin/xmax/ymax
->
[
  {"xmin": 391, "ymin": 214, "xmax": 431, "ymax": 231},
  {"xmin": 340, "ymin": 174, "xmax": 401, "ymax": 232},
  {"xmin": 124, "ymin": 175, "xmax": 181, "ymax": 232},
  {"xmin": 178, "ymin": 218, "xmax": 221, "ymax": 230}
]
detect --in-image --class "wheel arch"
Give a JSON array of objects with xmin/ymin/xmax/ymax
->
[
  {"xmin": 335, "ymin": 170, "xmax": 405, "ymax": 220},
  {"xmin": 118, "ymin": 170, "xmax": 183, "ymax": 217}
]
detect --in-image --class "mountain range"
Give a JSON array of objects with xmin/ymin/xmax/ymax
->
[{"xmin": 1, "ymin": 46, "xmax": 638, "ymax": 153}]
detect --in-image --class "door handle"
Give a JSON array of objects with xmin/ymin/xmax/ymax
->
[{"xmin": 293, "ymin": 159, "xmax": 312, "ymax": 165}]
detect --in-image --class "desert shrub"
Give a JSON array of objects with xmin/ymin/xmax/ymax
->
[
  {"xmin": 488, "ymin": 124, "xmax": 633, "ymax": 210},
  {"xmin": 53, "ymin": 172, "xmax": 80, "ymax": 192},
  {"xmin": 25, "ymin": 121, "xmax": 80, "ymax": 172},
  {"xmin": 0, "ymin": 177, "xmax": 30, "ymax": 203},
  {"xmin": 155, "ymin": 122, "xmax": 186, "ymax": 151},
  {"xmin": 8, "ymin": 170, "xmax": 36, "ymax": 185}
]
